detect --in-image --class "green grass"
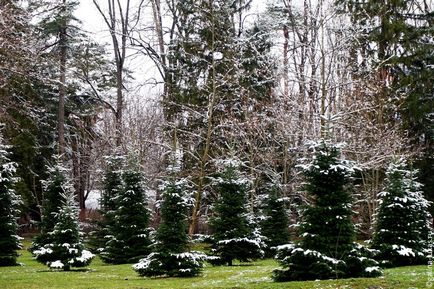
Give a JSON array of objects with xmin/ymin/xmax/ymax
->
[{"xmin": 0, "ymin": 241, "xmax": 431, "ymax": 289}]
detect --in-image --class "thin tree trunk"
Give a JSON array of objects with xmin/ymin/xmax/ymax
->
[
  {"xmin": 58, "ymin": 0, "xmax": 67, "ymax": 157},
  {"xmin": 93, "ymin": 0, "xmax": 131, "ymax": 147},
  {"xmin": 151, "ymin": 0, "xmax": 165, "ymax": 68}
]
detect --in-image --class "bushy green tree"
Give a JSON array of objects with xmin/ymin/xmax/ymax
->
[
  {"xmin": 0, "ymin": 132, "xmax": 21, "ymax": 266},
  {"xmin": 88, "ymin": 155, "xmax": 124, "ymax": 253},
  {"xmin": 260, "ymin": 184, "xmax": 290, "ymax": 257},
  {"xmin": 31, "ymin": 160, "xmax": 70, "ymax": 252},
  {"xmin": 371, "ymin": 159, "xmax": 431, "ymax": 267},
  {"xmin": 133, "ymin": 177, "xmax": 206, "ymax": 277},
  {"xmin": 101, "ymin": 164, "xmax": 152, "ymax": 264},
  {"xmin": 33, "ymin": 192, "xmax": 94, "ymax": 270},
  {"xmin": 209, "ymin": 159, "xmax": 264, "ymax": 266},
  {"xmin": 273, "ymin": 141, "xmax": 381, "ymax": 281}
]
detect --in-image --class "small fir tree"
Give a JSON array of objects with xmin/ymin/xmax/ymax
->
[
  {"xmin": 209, "ymin": 159, "xmax": 264, "ymax": 266},
  {"xmin": 31, "ymin": 160, "xmax": 70, "ymax": 252},
  {"xmin": 33, "ymin": 192, "xmax": 94, "ymax": 271},
  {"xmin": 101, "ymin": 164, "xmax": 152, "ymax": 264},
  {"xmin": 260, "ymin": 184, "xmax": 290, "ymax": 257},
  {"xmin": 273, "ymin": 140, "xmax": 381, "ymax": 281},
  {"xmin": 133, "ymin": 148, "xmax": 206, "ymax": 277},
  {"xmin": 133, "ymin": 178, "xmax": 206, "ymax": 277},
  {"xmin": 371, "ymin": 159, "xmax": 432, "ymax": 267},
  {"xmin": 0, "ymin": 133, "xmax": 21, "ymax": 266},
  {"xmin": 88, "ymin": 155, "xmax": 124, "ymax": 254}
]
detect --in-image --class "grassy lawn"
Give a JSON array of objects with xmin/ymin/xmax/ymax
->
[{"xmin": 0, "ymin": 241, "xmax": 431, "ymax": 289}]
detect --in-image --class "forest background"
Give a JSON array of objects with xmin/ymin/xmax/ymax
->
[{"xmin": 1, "ymin": 0, "xmax": 433, "ymax": 238}]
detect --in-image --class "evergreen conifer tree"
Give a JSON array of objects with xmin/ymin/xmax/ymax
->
[
  {"xmin": 0, "ymin": 132, "xmax": 21, "ymax": 266},
  {"xmin": 101, "ymin": 162, "xmax": 152, "ymax": 264},
  {"xmin": 31, "ymin": 160, "xmax": 70, "ymax": 252},
  {"xmin": 260, "ymin": 184, "xmax": 290, "ymax": 257},
  {"xmin": 33, "ymin": 191, "xmax": 94, "ymax": 270},
  {"xmin": 273, "ymin": 140, "xmax": 381, "ymax": 281},
  {"xmin": 371, "ymin": 159, "xmax": 431, "ymax": 267},
  {"xmin": 88, "ymin": 155, "xmax": 123, "ymax": 254},
  {"xmin": 209, "ymin": 159, "xmax": 264, "ymax": 266},
  {"xmin": 133, "ymin": 178, "xmax": 206, "ymax": 277},
  {"xmin": 133, "ymin": 149, "xmax": 206, "ymax": 277}
]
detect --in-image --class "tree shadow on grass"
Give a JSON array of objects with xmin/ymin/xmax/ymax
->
[{"xmin": 37, "ymin": 268, "xmax": 95, "ymax": 273}]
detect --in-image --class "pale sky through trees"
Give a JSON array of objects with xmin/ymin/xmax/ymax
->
[{"xmin": 75, "ymin": 0, "xmax": 268, "ymax": 101}]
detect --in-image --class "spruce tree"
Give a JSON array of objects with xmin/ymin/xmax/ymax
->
[
  {"xmin": 33, "ymin": 192, "xmax": 94, "ymax": 270},
  {"xmin": 133, "ymin": 149, "xmax": 206, "ymax": 277},
  {"xmin": 371, "ymin": 159, "xmax": 431, "ymax": 267},
  {"xmin": 273, "ymin": 141, "xmax": 381, "ymax": 281},
  {"xmin": 0, "ymin": 133, "xmax": 21, "ymax": 266},
  {"xmin": 88, "ymin": 155, "xmax": 123, "ymax": 254},
  {"xmin": 261, "ymin": 184, "xmax": 290, "ymax": 257},
  {"xmin": 31, "ymin": 160, "xmax": 69, "ymax": 252},
  {"xmin": 101, "ymin": 164, "xmax": 152, "ymax": 264},
  {"xmin": 209, "ymin": 159, "xmax": 264, "ymax": 266},
  {"xmin": 133, "ymin": 178, "xmax": 206, "ymax": 277}
]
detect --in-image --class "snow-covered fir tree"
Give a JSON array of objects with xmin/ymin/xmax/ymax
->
[
  {"xmin": 0, "ymin": 132, "xmax": 21, "ymax": 266},
  {"xmin": 31, "ymin": 159, "xmax": 71, "ymax": 252},
  {"xmin": 209, "ymin": 158, "xmax": 264, "ymax": 266},
  {"xmin": 133, "ymin": 148, "xmax": 206, "ymax": 277},
  {"xmin": 88, "ymin": 155, "xmax": 124, "ymax": 254},
  {"xmin": 273, "ymin": 140, "xmax": 381, "ymax": 281},
  {"xmin": 33, "ymin": 191, "xmax": 94, "ymax": 270},
  {"xmin": 260, "ymin": 183, "xmax": 290, "ymax": 257},
  {"xmin": 371, "ymin": 158, "xmax": 432, "ymax": 267},
  {"xmin": 101, "ymin": 159, "xmax": 152, "ymax": 264}
]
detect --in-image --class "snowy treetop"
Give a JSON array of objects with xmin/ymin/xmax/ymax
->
[{"xmin": 296, "ymin": 139, "xmax": 359, "ymax": 176}]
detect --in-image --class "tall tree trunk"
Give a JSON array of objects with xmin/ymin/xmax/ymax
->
[
  {"xmin": 93, "ymin": 0, "xmax": 131, "ymax": 147},
  {"xmin": 58, "ymin": 0, "xmax": 67, "ymax": 157}
]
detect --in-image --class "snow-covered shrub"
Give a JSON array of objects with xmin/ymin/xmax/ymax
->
[
  {"xmin": 209, "ymin": 158, "xmax": 265, "ymax": 266},
  {"xmin": 133, "ymin": 251, "xmax": 207, "ymax": 277},
  {"xmin": 371, "ymin": 159, "xmax": 432, "ymax": 267},
  {"xmin": 344, "ymin": 243, "xmax": 382, "ymax": 278},
  {"xmin": 209, "ymin": 237, "xmax": 264, "ymax": 266},
  {"xmin": 273, "ymin": 245, "xmax": 347, "ymax": 281},
  {"xmin": 273, "ymin": 140, "xmax": 381, "ymax": 281},
  {"xmin": 0, "ymin": 133, "xmax": 22, "ymax": 266},
  {"xmin": 34, "ymin": 192, "xmax": 94, "ymax": 270}
]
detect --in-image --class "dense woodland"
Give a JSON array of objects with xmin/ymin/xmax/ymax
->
[{"xmin": 0, "ymin": 0, "xmax": 433, "ymax": 280}]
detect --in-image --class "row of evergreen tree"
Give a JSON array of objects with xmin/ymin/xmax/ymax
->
[{"xmin": 2, "ymin": 132, "xmax": 430, "ymax": 281}]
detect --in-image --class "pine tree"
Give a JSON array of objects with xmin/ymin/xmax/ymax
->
[
  {"xmin": 31, "ymin": 160, "xmax": 70, "ymax": 252},
  {"xmin": 0, "ymin": 132, "xmax": 21, "ymax": 266},
  {"xmin": 33, "ymin": 191, "xmax": 94, "ymax": 270},
  {"xmin": 371, "ymin": 159, "xmax": 432, "ymax": 267},
  {"xmin": 209, "ymin": 159, "xmax": 264, "ymax": 266},
  {"xmin": 101, "ymin": 163, "xmax": 152, "ymax": 264},
  {"xmin": 133, "ymin": 178, "xmax": 206, "ymax": 277},
  {"xmin": 260, "ymin": 184, "xmax": 290, "ymax": 257},
  {"xmin": 133, "ymin": 149, "xmax": 206, "ymax": 277},
  {"xmin": 273, "ymin": 140, "xmax": 381, "ymax": 281},
  {"xmin": 88, "ymin": 155, "xmax": 123, "ymax": 254}
]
